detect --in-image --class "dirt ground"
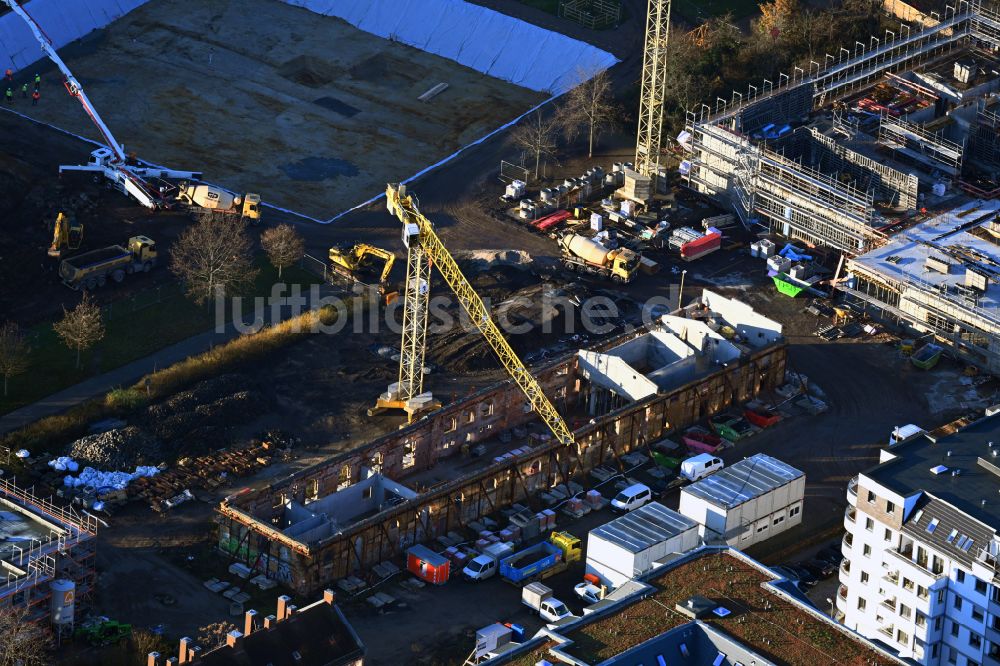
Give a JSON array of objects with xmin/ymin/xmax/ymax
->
[{"xmin": 17, "ymin": 0, "xmax": 545, "ymax": 221}]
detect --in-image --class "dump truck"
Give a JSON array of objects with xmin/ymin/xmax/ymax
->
[
  {"xmin": 59, "ymin": 236, "xmax": 157, "ymax": 290},
  {"xmin": 558, "ymin": 233, "xmax": 639, "ymax": 283},
  {"xmin": 176, "ymin": 183, "xmax": 262, "ymax": 225},
  {"xmin": 500, "ymin": 541, "xmax": 564, "ymax": 584}
]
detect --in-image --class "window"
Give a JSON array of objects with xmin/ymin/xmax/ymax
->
[
  {"xmin": 896, "ymin": 629, "xmax": 909, "ymax": 645},
  {"xmin": 954, "ymin": 596, "xmax": 963, "ymax": 611},
  {"xmin": 858, "ymin": 597, "xmax": 867, "ymax": 610},
  {"xmin": 926, "ymin": 518, "xmax": 939, "ymax": 534},
  {"xmin": 884, "ymin": 528, "xmax": 892, "ymax": 541},
  {"xmin": 445, "ymin": 417, "xmax": 458, "ymax": 433},
  {"xmin": 866, "ymin": 517, "xmax": 875, "ymax": 531},
  {"xmin": 957, "ymin": 570, "xmax": 966, "ymax": 584},
  {"xmin": 934, "ymin": 616, "xmax": 943, "ymax": 631},
  {"xmin": 466, "ymin": 410, "xmax": 475, "ymax": 424},
  {"xmin": 950, "ymin": 620, "xmax": 960, "ymax": 638},
  {"xmin": 773, "ymin": 516, "xmax": 784, "ymax": 526},
  {"xmin": 861, "ymin": 572, "xmax": 870, "ymax": 583},
  {"xmin": 863, "ymin": 544, "xmax": 872, "ymax": 557},
  {"xmin": 947, "ymin": 646, "xmax": 957, "ymax": 664},
  {"xmin": 938, "ymin": 589, "xmax": 946, "ymax": 604},
  {"xmin": 972, "ymin": 605, "xmax": 984, "ymax": 623},
  {"xmin": 900, "ymin": 603, "xmax": 912, "ymax": 619},
  {"xmin": 974, "ymin": 578, "xmax": 987, "ymax": 595},
  {"xmin": 917, "ymin": 584, "xmax": 929, "ymax": 600},
  {"xmin": 947, "ymin": 529, "xmax": 959, "ymax": 544},
  {"xmin": 969, "ymin": 632, "xmax": 982, "ymax": 649},
  {"xmin": 916, "ymin": 612, "xmax": 926, "ymax": 627},
  {"xmin": 867, "ymin": 490, "xmax": 876, "ymax": 503},
  {"xmin": 789, "ymin": 505, "xmax": 800, "ymax": 517},
  {"xmin": 886, "ymin": 501, "xmax": 895, "ymax": 514},
  {"xmin": 903, "ymin": 577, "xmax": 914, "ymax": 592}
]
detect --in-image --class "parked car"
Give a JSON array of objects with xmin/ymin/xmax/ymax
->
[
  {"xmin": 800, "ymin": 558, "xmax": 837, "ymax": 579},
  {"xmin": 574, "ymin": 582, "xmax": 604, "ymax": 605},
  {"xmin": 610, "ymin": 483, "xmax": 652, "ymax": 514},
  {"xmin": 815, "ymin": 545, "xmax": 844, "ymax": 566},
  {"xmin": 786, "ymin": 565, "xmax": 818, "ymax": 586}
]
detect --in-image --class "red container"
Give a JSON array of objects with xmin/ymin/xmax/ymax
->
[
  {"xmin": 744, "ymin": 408, "xmax": 780, "ymax": 428},
  {"xmin": 680, "ymin": 231, "xmax": 721, "ymax": 260},
  {"xmin": 532, "ymin": 210, "xmax": 571, "ymax": 232},
  {"xmin": 407, "ymin": 545, "xmax": 450, "ymax": 585}
]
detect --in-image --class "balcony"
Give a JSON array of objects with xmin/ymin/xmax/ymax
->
[
  {"xmin": 877, "ymin": 624, "xmax": 894, "ymax": 639},
  {"xmin": 841, "ymin": 558, "xmax": 851, "ymax": 576},
  {"xmin": 882, "ymin": 570, "xmax": 899, "ymax": 585},
  {"xmin": 842, "ymin": 532, "xmax": 854, "ymax": 553},
  {"xmin": 847, "ymin": 476, "xmax": 858, "ymax": 506},
  {"xmin": 845, "ymin": 505, "xmax": 857, "ymax": 529},
  {"xmin": 838, "ymin": 584, "xmax": 848, "ymax": 600},
  {"xmin": 880, "ymin": 597, "xmax": 898, "ymax": 613}
]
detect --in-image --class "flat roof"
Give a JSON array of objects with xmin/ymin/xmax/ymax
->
[
  {"xmin": 865, "ymin": 413, "xmax": 1000, "ymax": 533},
  {"xmin": 590, "ymin": 502, "xmax": 698, "ymax": 554},
  {"xmin": 682, "ymin": 454, "xmax": 804, "ymax": 509},
  {"xmin": 501, "ymin": 549, "xmax": 904, "ymax": 666},
  {"xmin": 850, "ymin": 199, "xmax": 1000, "ymax": 325}
]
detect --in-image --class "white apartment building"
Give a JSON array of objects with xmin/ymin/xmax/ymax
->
[{"xmin": 837, "ymin": 413, "xmax": 1000, "ymax": 666}]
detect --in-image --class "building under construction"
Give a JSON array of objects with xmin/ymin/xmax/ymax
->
[
  {"xmin": 216, "ymin": 291, "xmax": 786, "ymax": 594},
  {"xmin": 682, "ymin": 1, "xmax": 1000, "ymax": 254},
  {"xmin": 0, "ymin": 478, "xmax": 97, "ymax": 627},
  {"xmin": 845, "ymin": 199, "xmax": 1000, "ymax": 373}
]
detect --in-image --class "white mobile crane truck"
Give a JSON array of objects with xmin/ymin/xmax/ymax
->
[{"xmin": 2, "ymin": 0, "xmax": 201, "ymax": 209}]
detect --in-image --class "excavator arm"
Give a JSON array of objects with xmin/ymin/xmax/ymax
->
[
  {"xmin": 354, "ymin": 245, "xmax": 395, "ymax": 285},
  {"xmin": 386, "ymin": 184, "xmax": 575, "ymax": 447}
]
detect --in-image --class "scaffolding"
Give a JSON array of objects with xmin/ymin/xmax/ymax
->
[
  {"xmin": 878, "ymin": 114, "xmax": 964, "ymax": 175},
  {"xmin": 0, "ymin": 478, "xmax": 98, "ymax": 620}
]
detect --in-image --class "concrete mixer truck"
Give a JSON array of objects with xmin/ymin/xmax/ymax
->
[{"xmin": 558, "ymin": 233, "xmax": 640, "ymax": 283}]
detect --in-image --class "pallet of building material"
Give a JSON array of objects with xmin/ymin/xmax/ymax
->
[
  {"xmin": 796, "ymin": 396, "xmax": 828, "ymax": 415},
  {"xmin": 589, "ymin": 464, "xmax": 617, "ymax": 482}
]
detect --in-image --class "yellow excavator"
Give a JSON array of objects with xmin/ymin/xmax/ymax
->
[
  {"xmin": 48, "ymin": 212, "xmax": 84, "ymax": 258},
  {"xmin": 328, "ymin": 243, "xmax": 395, "ymax": 293}
]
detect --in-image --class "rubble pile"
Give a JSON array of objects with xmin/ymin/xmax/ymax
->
[{"xmin": 68, "ymin": 426, "xmax": 161, "ymax": 469}]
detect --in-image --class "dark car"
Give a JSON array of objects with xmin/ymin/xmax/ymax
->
[
  {"xmin": 815, "ymin": 545, "xmax": 844, "ymax": 566},
  {"xmin": 785, "ymin": 565, "xmax": 818, "ymax": 586},
  {"xmin": 797, "ymin": 559, "xmax": 837, "ymax": 579}
]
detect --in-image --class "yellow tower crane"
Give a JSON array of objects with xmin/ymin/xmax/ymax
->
[
  {"xmin": 373, "ymin": 183, "xmax": 574, "ymax": 448},
  {"xmin": 635, "ymin": 0, "xmax": 672, "ymax": 189}
]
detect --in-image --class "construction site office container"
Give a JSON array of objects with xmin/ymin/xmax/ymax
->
[
  {"xmin": 407, "ymin": 545, "xmax": 450, "ymax": 585},
  {"xmin": 585, "ymin": 502, "xmax": 700, "ymax": 589},
  {"xmin": 678, "ymin": 454, "xmax": 805, "ymax": 549}
]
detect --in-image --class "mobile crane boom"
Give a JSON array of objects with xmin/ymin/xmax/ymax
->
[
  {"xmin": 385, "ymin": 183, "xmax": 575, "ymax": 447},
  {"xmin": 1, "ymin": 0, "xmax": 200, "ymax": 208}
]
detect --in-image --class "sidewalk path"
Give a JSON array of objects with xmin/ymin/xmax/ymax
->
[{"xmin": 0, "ymin": 325, "xmax": 239, "ymax": 436}]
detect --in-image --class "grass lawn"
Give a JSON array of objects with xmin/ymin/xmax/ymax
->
[
  {"xmin": 0, "ymin": 260, "xmax": 320, "ymax": 415},
  {"xmin": 673, "ymin": 0, "xmax": 759, "ymax": 22}
]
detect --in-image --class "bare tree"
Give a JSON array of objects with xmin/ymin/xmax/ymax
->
[
  {"xmin": 54, "ymin": 294, "xmax": 105, "ymax": 369},
  {"xmin": 0, "ymin": 605, "xmax": 54, "ymax": 666},
  {"xmin": 261, "ymin": 224, "xmax": 305, "ymax": 279},
  {"xmin": 171, "ymin": 215, "xmax": 258, "ymax": 305},
  {"xmin": 509, "ymin": 111, "xmax": 559, "ymax": 181},
  {"xmin": 0, "ymin": 321, "xmax": 29, "ymax": 397},
  {"xmin": 559, "ymin": 69, "xmax": 619, "ymax": 158},
  {"xmin": 131, "ymin": 628, "xmax": 169, "ymax": 663}
]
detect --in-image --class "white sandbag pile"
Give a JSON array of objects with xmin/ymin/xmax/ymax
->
[
  {"xmin": 48, "ymin": 457, "xmax": 80, "ymax": 472},
  {"xmin": 63, "ymin": 465, "xmax": 160, "ymax": 491}
]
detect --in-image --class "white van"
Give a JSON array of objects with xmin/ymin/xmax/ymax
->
[
  {"xmin": 680, "ymin": 453, "xmax": 723, "ymax": 482},
  {"xmin": 610, "ymin": 483, "xmax": 652, "ymax": 513}
]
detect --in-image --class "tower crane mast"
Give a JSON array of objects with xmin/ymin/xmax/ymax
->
[
  {"xmin": 1, "ymin": 0, "xmax": 201, "ymax": 209},
  {"xmin": 635, "ymin": 0, "xmax": 672, "ymax": 189},
  {"xmin": 381, "ymin": 184, "xmax": 575, "ymax": 448}
]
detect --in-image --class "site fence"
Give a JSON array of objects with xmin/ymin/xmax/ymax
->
[{"xmin": 558, "ymin": 0, "xmax": 621, "ymax": 30}]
